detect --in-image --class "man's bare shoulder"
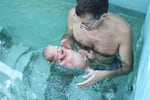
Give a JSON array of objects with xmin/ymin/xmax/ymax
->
[
  {"xmin": 67, "ymin": 7, "xmax": 76, "ymax": 29},
  {"xmin": 108, "ymin": 13, "xmax": 131, "ymax": 36},
  {"xmin": 112, "ymin": 13, "xmax": 131, "ymax": 33},
  {"xmin": 108, "ymin": 13, "xmax": 132, "ymax": 45},
  {"xmin": 69, "ymin": 7, "xmax": 75, "ymax": 14}
]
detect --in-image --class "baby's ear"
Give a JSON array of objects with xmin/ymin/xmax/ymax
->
[
  {"xmin": 46, "ymin": 56, "xmax": 54, "ymax": 63},
  {"xmin": 47, "ymin": 59, "xmax": 52, "ymax": 63}
]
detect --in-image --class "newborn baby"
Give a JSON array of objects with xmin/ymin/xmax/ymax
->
[{"xmin": 43, "ymin": 39, "xmax": 94, "ymax": 72}]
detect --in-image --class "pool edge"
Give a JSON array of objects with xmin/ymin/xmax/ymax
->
[{"xmin": 134, "ymin": 2, "xmax": 150, "ymax": 100}]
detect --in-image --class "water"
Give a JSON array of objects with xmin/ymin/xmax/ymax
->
[{"xmin": 0, "ymin": 0, "xmax": 145, "ymax": 100}]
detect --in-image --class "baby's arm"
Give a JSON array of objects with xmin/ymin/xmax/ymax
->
[
  {"xmin": 78, "ymin": 49, "xmax": 94, "ymax": 59},
  {"xmin": 59, "ymin": 60, "xmax": 75, "ymax": 69}
]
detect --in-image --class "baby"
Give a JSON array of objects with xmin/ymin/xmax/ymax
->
[{"xmin": 43, "ymin": 39, "xmax": 94, "ymax": 72}]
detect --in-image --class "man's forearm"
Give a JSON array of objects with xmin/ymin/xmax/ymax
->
[
  {"xmin": 106, "ymin": 62, "xmax": 132, "ymax": 78},
  {"xmin": 62, "ymin": 29, "xmax": 74, "ymax": 46},
  {"xmin": 62, "ymin": 34, "xmax": 74, "ymax": 47}
]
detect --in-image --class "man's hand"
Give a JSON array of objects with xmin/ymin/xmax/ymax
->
[
  {"xmin": 61, "ymin": 39, "xmax": 71, "ymax": 49},
  {"xmin": 76, "ymin": 70, "xmax": 109, "ymax": 88}
]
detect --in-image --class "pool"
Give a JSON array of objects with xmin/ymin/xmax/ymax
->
[
  {"xmin": 0, "ymin": 0, "xmax": 146, "ymax": 100},
  {"xmin": 134, "ymin": 3, "xmax": 150, "ymax": 100}
]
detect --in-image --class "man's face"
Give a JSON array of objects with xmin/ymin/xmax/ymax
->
[{"xmin": 73, "ymin": 13, "xmax": 100, "ymax": 31}]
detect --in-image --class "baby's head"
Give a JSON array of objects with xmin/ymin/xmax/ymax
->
[
  {"xmin": 43, "ymin": 45, "xmax": 65, "ymax": 63},
  {"xmin": 43, "ymin": 45, "xmax": 58, "ymax": 62}
]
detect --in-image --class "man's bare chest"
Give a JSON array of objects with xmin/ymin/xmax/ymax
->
[{"xmin": 73, "ymin": 26, "xmax": 118, "ymax": 55}]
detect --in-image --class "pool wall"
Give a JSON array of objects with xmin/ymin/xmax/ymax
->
[
  {"xmin": 109, "ymin": 0, "xmax": 149, "ymax": 13},
  {"xmin": 110, "ymin": 1, "xmax": 150, "ymax": 100},
  {"xmin": 134, "ymin": 2, "xmax": 150, "ymax": 100}
]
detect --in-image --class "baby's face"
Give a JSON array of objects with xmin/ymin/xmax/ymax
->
[{"xmin": 43, "ymin": 45, "xmax": 65, "ymax": 62}]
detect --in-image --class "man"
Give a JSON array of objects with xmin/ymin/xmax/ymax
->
[{"xmin": 62, "ymin": 0, "xmax": 133, "ymax": 87}]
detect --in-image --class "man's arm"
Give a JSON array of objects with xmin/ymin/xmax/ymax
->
[
  {"xmin": 62, "ymin": 8, "xmax": 75, "ymax": 47},
  {"xmin": 108, "ymin": 30, "xmax": 133, "ymax": 76},
  {"xmin": 62, "ymin": 28, "xmax": 74, "ymax": 46},
  {"xmin": 76, "ymin": 30, "xmax": 133, "ymax": 87}
]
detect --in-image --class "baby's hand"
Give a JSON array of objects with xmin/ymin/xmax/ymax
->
[
  {"xmin": 78, "ymin": 49, "xmax": 94, "ymax": 59},
  {"xmin": 78, "ymin": 49, "xmax": 86, "ymax": 55},
  {"xmin": 88, "ymin": 50, "xmax": 94, "ymax": 59},
  {"xmin": 61, "ymin": 39, "xmax": 71, "ymax": 49}
]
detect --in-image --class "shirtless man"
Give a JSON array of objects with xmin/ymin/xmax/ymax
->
[
  {"xmin": 43, "ymin": 39, "xmax": 94, "ymax": 72},
  {"xmin": 62, "ymin": 0, "xmax": 133, "ymax": 87}
]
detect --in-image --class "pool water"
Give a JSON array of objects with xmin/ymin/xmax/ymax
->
[{"xmin": 0, "ymin": 0, "xmax": 145, "ymax": 100}]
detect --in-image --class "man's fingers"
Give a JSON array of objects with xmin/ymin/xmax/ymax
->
[
  {"xmin": 76, "ymin": 77, "xmax": 93, "ymax": 88},
  {"xmin": 82, "ymin": 73, "xmax": 92, "ymax": 79}
]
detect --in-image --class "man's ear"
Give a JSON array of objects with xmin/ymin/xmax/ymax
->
[{"xmin": 101, "ymin": 13, "xmax": 107, "ymax": 20}]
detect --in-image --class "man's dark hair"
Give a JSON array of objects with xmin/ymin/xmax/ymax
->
[{"xmin": 75, "ymin": 0, "xmax": 108, "ymax": 19}]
